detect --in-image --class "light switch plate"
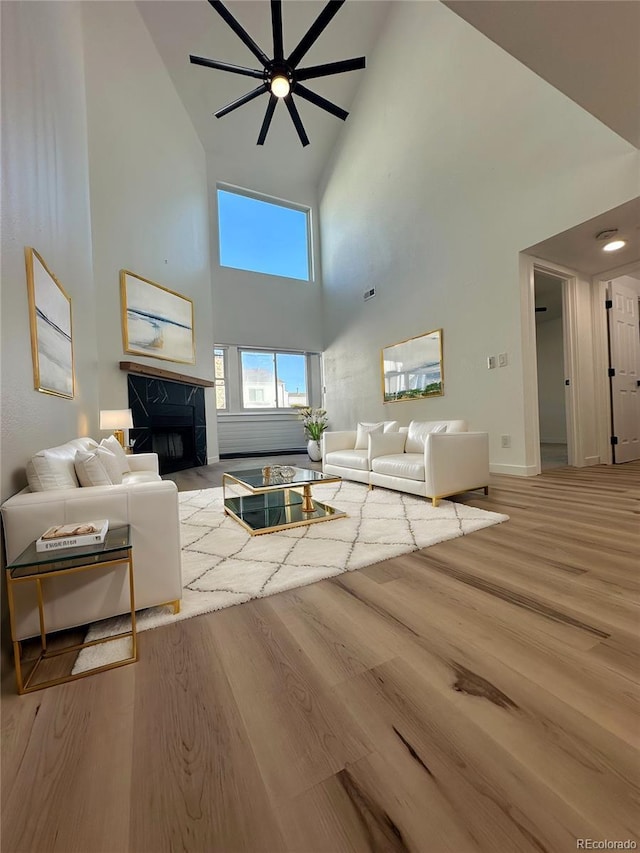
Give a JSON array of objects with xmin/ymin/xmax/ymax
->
[
  {"xmin": 487, "ymin": 356, "xmax": 496, "ymax": 369},
  {"xmin": 498, "ymin": 352, "xmax": 508, "ymax": 367}
]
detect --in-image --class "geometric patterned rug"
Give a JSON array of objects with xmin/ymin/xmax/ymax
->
[{"xmin": 73, "ymin": 481, "xmax": 508, "ymax": 671}]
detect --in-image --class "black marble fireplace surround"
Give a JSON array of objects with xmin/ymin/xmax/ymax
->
[{"xmin": 127, "ymin": 374, "xmax": 207, "ymax": 474}]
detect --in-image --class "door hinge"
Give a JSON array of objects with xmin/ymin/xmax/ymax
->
[
  {"xmin": 605, "ymin": 299, "xmax": 613, "ymax": 309},
  {"xmin": 611, "ymin": 436, "xmax": 618, "ymax": 446},
  {"xmin": 608, "ymin": 367, "xmax": 616, "ymax": 377}
]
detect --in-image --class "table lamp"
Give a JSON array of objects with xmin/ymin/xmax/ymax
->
[{"xmin": 100, "ymin": 408, "xmax": 133, "ymax": 448}]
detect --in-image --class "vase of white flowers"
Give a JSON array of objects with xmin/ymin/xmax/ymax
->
[{"xmin": 296, "ymin": 406, "xmax": 328, "ymax": 461}]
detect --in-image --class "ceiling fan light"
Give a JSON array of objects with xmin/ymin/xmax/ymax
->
[
  {"xmin": 603, "ymin": 239, "xmax": 626, "ymax": 252},
  {"xmin": 271, "ymin": 75, "xmax": 290, "ymax": 98}
]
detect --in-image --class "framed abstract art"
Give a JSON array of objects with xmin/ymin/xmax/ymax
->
[
  {"xmin": 120, "ymin": 270, "xmax": 195, "ymax": 364},
  {"xmin": 25, "ymin": 247, "xmax": 75, "ymax": 399}
]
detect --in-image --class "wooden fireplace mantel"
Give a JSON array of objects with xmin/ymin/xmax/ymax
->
[{"xmin": 119, "ymin": 361, "xmax": 215, "ymax": 388}]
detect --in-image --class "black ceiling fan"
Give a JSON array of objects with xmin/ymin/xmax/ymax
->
[{"xmin": 189, "ymin": 0, "xmax": 366, "ymax": 147}]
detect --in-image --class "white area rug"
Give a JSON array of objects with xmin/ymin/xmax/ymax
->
[{"xmin": 73, "ymin": 482, "xmax": 508, "ymax": 672}]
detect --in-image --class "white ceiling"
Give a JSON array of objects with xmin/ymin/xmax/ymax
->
[
  {"xmin": 526, "ymin": 196, "xmax": 640, "ymax": 277},
  {"xmin": 136, "ymin": 0, "xmax": 391, "ymax": 189},
  {"xmin": 137, "ymin": 1, "xmax": 640, "ymax": 273},
  {"xmin": 138, "ymin": 0, "xmax": 640, "ymax": 194},
  {"xmin": 444, "ymin": 0, "xmax": 640, "ymax": 148}
]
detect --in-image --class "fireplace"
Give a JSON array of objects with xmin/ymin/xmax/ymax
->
[{"xmin": 127, "ymin": 374, "xmax": 207, "ymax": 474}]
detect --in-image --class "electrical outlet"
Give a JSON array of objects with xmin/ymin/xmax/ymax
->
[
  {"xmin": 500, "ymin": 435, "xmax": 511, "ymax": 448},
  {"xmin": 498, "ymin": 352, "xmax": 508, "ymax": 367},
  {"xmin": 487, "ymin": 356, "xmax": 496, "ymax": 369}
]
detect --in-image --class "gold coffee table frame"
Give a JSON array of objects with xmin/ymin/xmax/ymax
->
[
  {"xmin": 6, "ymin": 525, "xmax": 137, "ymax": 694},
  {"xmin": 223, "ymin": 467, "xmax": 346, "ymax": 536}
]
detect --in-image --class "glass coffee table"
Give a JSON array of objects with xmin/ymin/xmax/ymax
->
[{"xmin": 222, "ymin": 466, "xmax": 346, "ymax": 535}]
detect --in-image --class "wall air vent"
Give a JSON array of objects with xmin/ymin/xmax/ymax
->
[{"xmin": 364, "ymin": 287, "xmax": 376, "ymax": 301}]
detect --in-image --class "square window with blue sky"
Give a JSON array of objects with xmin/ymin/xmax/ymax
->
[{"xmin": 217, "ymin": 187, "xmax": 311, "ymax": 282}]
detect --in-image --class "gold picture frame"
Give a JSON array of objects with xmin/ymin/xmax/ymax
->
[
  {"xmin": 120, "ymin": 270, "xmax": 195, "ymax": 364},
  {"xmin": 381, "ymin": 328, "xmax": 443, "ymax": 403},
  {"xmin": 25, "ymin": 247, "xmax": 75, "ymax": 399}
]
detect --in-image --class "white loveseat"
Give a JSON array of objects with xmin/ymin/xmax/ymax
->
[
  {"xmin": 323, "ymin": 420, "xmax": 489, "ymax": 505},
  {"xmin": 1, "ymin": 437, "xmax": 182, "ymax": 640}
]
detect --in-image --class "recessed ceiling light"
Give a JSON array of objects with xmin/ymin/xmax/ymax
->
[{"xmin": 603, "ymin": 239, "xmax": 627, "ymax": 252}]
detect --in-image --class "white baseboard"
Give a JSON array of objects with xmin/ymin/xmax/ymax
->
[
  {"xmin": 207, "ymin": 455, "xmax": 220, "ymax": 465},
  {"xmin": 490, "ymin": 462, "xmax": 539, "ymax": 477},
  {"xmin": 581, "ymin": 455, "xmax": 601, "ymax": 467}
]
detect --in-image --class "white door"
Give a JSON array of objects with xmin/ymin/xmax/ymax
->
[{"xmin": 608, "ymin": 279, "xmax": 640, "ymax": 463}]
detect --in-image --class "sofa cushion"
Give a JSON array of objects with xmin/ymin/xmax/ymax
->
[
  {"xmin": 371, "ymin": 453, "xmax": 425, "ymax": 481},
  {"xmin": 324, "ymin": 449, "xmax": 370, "ymax": 471},
  {"xmin": 95, "ymin": 446, "xmax": 123, "ymax": 484},
  {"xmin": 100, "ymin": 435, "xmax": 130, "ymax": 475},
  {"xmin": 122, "ymin": 470, "xmax": 162, "ymax": 484},
  {"xmin": 405, "ymin": 421, "xmax": 449, "ymax": 453},
  {"xmin": 74, "ymin": 450, "xmax": 113, "ymax": 488},
  {"xmin": 26, "ymin": 441, "xmax": 85, "ymax": 491},
  {"xmin": 354, "ymin": 422, "xmax": 384, "ymax": 449}
]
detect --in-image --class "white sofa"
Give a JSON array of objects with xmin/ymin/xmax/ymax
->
[
  {"xmin": 323, "ymin": 420, "xmax": 489, "ymax": 505},
  {"xmin": 1, "ymin": 438, "xmax": 182, "ymax": 640}
]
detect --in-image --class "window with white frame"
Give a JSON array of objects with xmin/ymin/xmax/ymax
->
[
  {"xmin": 217, "ymin": 185, "xmax": 311, "ymax": 282},
  {"xmin": 240, "ymin": 350, "xmax": 308, "ymax": 410}
]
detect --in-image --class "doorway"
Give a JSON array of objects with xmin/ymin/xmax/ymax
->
[{"xmin": 534, "ymin": 270, "xmax": 569, "ymax": 469}]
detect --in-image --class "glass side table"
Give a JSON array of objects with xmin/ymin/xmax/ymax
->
[{"xmin": 6, "ymin": 524, "xmax": 137, "ymax": 694}]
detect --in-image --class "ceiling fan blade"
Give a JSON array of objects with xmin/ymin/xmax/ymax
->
[
  {"xmin": 257, "ymin": 94, "xmax": 278, "ymax": 145},
  {"xmin": 284, "ymin": 95, "xmax": 310, "ymax": 146},
  {"xmin": 271, "ymin": 0, "xmax": 284, "ymax": 62},
  {"xmin": 190, "ymin": 55, "xmax": 264, "ymax": 79},
  {"xmin": 287, "ymin": 0, "xmax": 346, "ymax": 69},
  {"xmin": 208, "ymin": 0, "xmax": 270, "ymax": 67},
  {"xmin": 215, "ymin": 83, "xmax": 268, "ymax": 119},
  {"xmin": 294, "ymin": 83, "xmax": 348, "ymax": 121},
  {"xmin": 296, "ymin": 56, "xmax": 365, "ymax": 81}
]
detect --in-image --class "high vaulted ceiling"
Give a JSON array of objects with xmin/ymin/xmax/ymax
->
[
  {"xmin": 137, "ymin": 0, "xmax": 391, "ymax": 190},
  {"xmin": 138, "ymin": 0, "xmax": 640, "ymax": 194},
  {"xmin": 444, "ymin": 0, "xmax": 640, "ymax": 149}
]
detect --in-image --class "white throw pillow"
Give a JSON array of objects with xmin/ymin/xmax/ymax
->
[
  {"xmin": 100, "ymin": 435, "xmax": 130, "ymax": 475},
  {"xmin": 405, "ymin": 421, "xmax": 449, "ymax": 453},
  {"xmin": 26, "ymin": 443, "xmax": 81, "ymax": 491},
  {"xmin": 74, "ymin": 450, "xmax": 113, "ymax": 488},
  {"xmin": 355, "ymin": 422, "xmax": 385, "ymax": 449},
  {"xmin": 95, "ymin": 446, "xmax": 123, "ymax": 484},
  {"xmin": 383, "ymin": 421, "xmax": 400, "ymax": 433}
]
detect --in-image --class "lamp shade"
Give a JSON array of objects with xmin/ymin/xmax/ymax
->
[{"xmin": 100, "ymin": 408, "xmax": 133, "ymax": 430}]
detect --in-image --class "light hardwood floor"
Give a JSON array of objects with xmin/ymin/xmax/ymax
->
[{"xmin": 2, "ymin": 460, "xmax": 639, "ymax": 853}]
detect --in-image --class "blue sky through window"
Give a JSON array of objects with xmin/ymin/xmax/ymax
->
[{"xmin": 218, "ymin": 189, "xmax": 310, "ymax": 281}]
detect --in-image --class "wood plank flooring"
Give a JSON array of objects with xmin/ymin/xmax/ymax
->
[{"xmin": 2, "ymin": 460, "xmax": 639, "ymax": 852}]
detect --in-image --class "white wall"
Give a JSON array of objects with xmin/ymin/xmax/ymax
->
[
  {"xmin": 536, "ymin": 317, "xmax": 567, "ymax": 443},
  {"xmin": 1, "ymin": 1, "xmax": 98, "ymax": 499},
  {"xmin": 206, "ymin": 164, "xmax": 324, "ymax": 454},
  {"xmin": 82, "ymin": 1, "xmax": 218, "ymax": 461},
  {"xmin": 319, "ymin": 1, "xmax": 639, "ymax": 474},
  {"xmin": 208, "ymin": 167, "xmax": 324, "ymax": 354}
]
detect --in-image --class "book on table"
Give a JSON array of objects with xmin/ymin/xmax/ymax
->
[{"xmin": 35, "ymin": 519, "xmax": 109, "ymax": 552}]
